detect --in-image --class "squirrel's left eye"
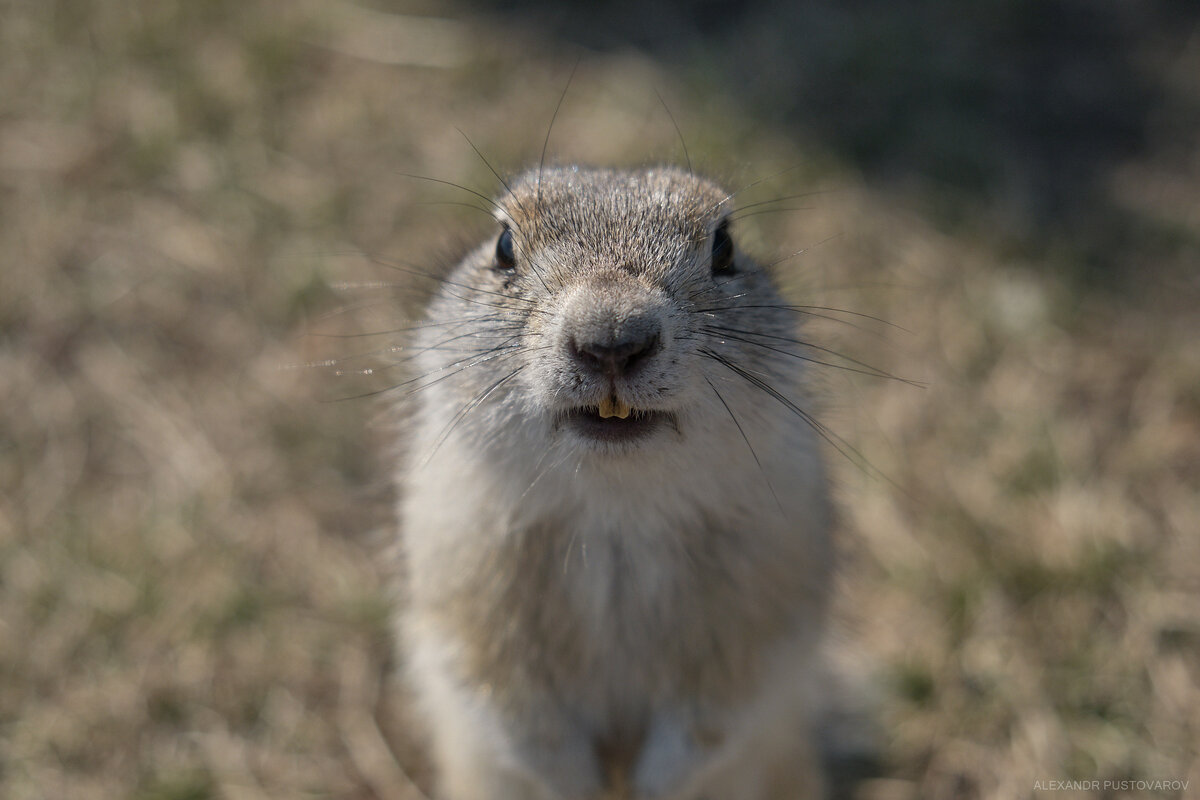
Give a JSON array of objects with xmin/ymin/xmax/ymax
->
[
  {"xmin": 495, "ymin": 227, "xmax": 516, "ymax": 270},
  {"xmin": 711, "ymin": 221, "xmax": 734, "ymax": 273}
]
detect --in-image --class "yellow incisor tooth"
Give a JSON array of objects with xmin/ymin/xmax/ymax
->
[{"xmin": 598, "ymin": 397, "xmax": 632, "ymax": 419}]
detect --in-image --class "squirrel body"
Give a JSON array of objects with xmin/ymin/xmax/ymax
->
[{"xmin": 396, "ymin": 166, "xmax": 833, "ymax": 799}]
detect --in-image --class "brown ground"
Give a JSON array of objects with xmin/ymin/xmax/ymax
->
[{"xmin": 2, "ymin": 2, "xmax": 1197, "ymax": 799}]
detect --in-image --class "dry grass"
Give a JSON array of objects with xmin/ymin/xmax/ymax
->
[{"xmin": 2, "ymin": 2, "xmax": 1197, "ymax": 799}]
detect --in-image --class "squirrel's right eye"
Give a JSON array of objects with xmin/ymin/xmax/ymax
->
[
  {"xmin": 495, "ymin": 228, "xmax": 516, "ymax": 270},
  {"xmin": 711, "ymin": 221, "xmax": 734, "ymax": 273}
]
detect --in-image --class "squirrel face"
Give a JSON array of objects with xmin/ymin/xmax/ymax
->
[{"xmin": 411, "ymin": 165, "xmax": 805, "ymax": 463}]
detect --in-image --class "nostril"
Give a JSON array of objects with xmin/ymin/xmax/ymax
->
[
  {"xmin": 622, "ymin": 333, "xmax": 659, "ymax": 371},
  {"xmin": 570, "ymin": 332, "xmax": 660, "ymax": 378}
]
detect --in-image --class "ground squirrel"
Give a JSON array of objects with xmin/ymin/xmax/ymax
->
[{"xmin": 395, "ymin": 166, "xmax": 834, "ymax": 799}]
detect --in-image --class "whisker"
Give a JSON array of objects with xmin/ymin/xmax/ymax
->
[
  {"xmin": 537, "ymin": 58, "xmax": 581, "ymax": 209},
  {"xmin": 453, "ymin": 130, "xmax": 557, "ymax": 297},
  {"xmin": 708, "ymin": 163, "xmax": 807, "ymax": 215},
  {"xmin": 421, "ymin": 365, "xmax": 526, "ymax": 466},
  {"xmin": 375, "ymin": 325, "xmax": 532, "ymax": 366},
  {"xmin": 321, "ymin": 337, "xmax": 524, "ymax": 402},
  {"xmin": 521, "ymin": 447, "xmax": 575, "ymax": 506},
  {"xmin": 726, "ymin": 188, "xmax": 837, "ymax": 214},
  {"xmin": 703, "ymin": 375, "xmax": 785, "ymax": 518},
  {"xmin": 303, "ymin": 296, "xmax": 412, "ymax": 326},
  {"xmin": 416, "ymin": 199, "xmax": 495, "ymax": 218},
  {"xmin": 364, "ymin": 254, "xmax": 540, "ymax": 309},
  {"xmin": 456, "ymin": 127, "xmax": 526, "ymax": 219},
  {"xmin": 692, "ymin": 302, "xmax": 906, "ymax": 336},
  {"xmin": 728, "ymin": 205, "xmax": 813, "ymax": 222},
  {"xmin": 684, "ymin": 279, "xmax": 750, "ymax": 306},
  {"xmin": 396, "ymin": 172, "xmax": 520, "ymax": 232},
  {"xmin": 310, "ymin": 311, "xmax": 521, "ymax": 340},
  {"xmin": 764, "ymin": 233, "xmax": 842, "ymax": 269},
  {"xmin": 701, "ymin": 325, "xmax": 923, "ymax": 387},
  {"xmin": 654, "ymin": 87, "xmax": 692, "ymax": 174},
  {"xmin": 700, "ymin": 348, "xmax": 901, "ymax": 491}
]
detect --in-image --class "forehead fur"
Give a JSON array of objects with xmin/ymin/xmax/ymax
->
[{"xmin": 499, "ymin": 167, "xmax": 730, "ymax": 257}]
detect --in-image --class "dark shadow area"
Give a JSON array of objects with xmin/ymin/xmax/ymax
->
[{"xmin": 462, "ymin": 0, "xmax": 1200, "ymax": 287}]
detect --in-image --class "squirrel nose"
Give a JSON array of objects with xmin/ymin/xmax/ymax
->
[{"xmin": 569, "ymin": 331, "xmax": 660, "ymax": 379}]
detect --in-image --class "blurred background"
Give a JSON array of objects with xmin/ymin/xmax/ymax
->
[{"xmin": 1, "ymin": 1, "xmax": 1197, "ymax": 798}]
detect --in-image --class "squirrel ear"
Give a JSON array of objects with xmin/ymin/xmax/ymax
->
[
  {"xmin": 711, "ymin": 221, "xmax": 734, "ymax": 273},
  {"xmin": 495, "ymin": 227, "xmax": 516, "ymax": 270}
]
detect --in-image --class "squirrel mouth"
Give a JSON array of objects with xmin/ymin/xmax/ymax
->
[{"xmin": 560, "ymin": 403, "xmax": 673, "ymax": 444}]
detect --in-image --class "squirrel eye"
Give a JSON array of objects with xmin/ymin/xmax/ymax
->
[
  {"xmin": 711, "ymin": 221, "xmax": 734, "ymax": 273},
  {"xmin": 495, "ymin": 228, "xmax": 516, "ymax": 270}
]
